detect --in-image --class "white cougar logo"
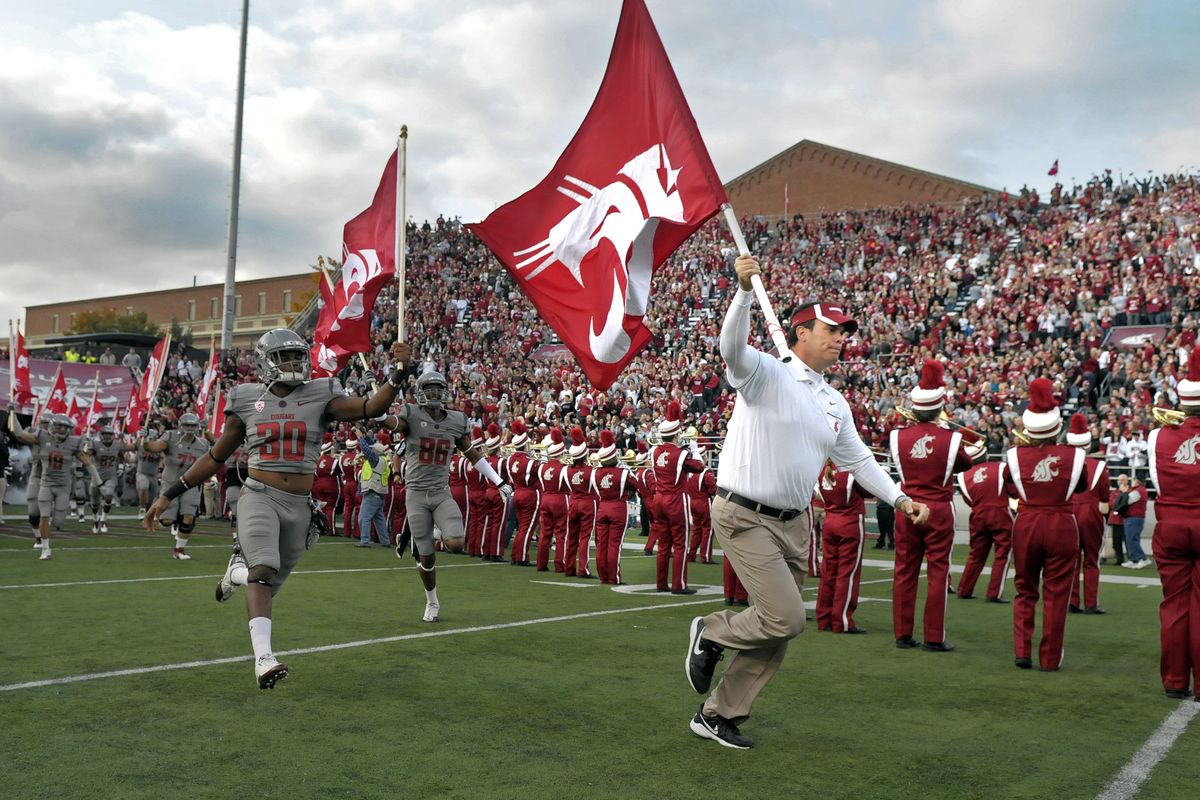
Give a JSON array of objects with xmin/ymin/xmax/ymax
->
[
  {"xmin": 909, "ymin": 434, "xmax": 935, "ymax": 459},
  {"xmin": 600, "ymin": 474, "xmax": 614, "ymax": 489},
  {"xmin": 331, "ymin": 248, "xmax": 383, "ymax": 332},
  {"xmin": 1031, "ymin": 455, "xmax": 1061, "ymax": 483},
  {"xmin": 972, "ymin": 467, "xmax": 987, "ymax": 484},
  {"xmin": 1175, "ymin": 435, "xmax": 1200, "ymax": 465},
  {"xmin": 513, "ymin": 144, "xmax": 687, "ymax": 364}
]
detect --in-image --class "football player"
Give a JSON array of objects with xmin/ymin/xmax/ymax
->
[
  {"xmin": 140, "ymin": 412, "xmax": 214, "ymax": 559},
  {"xmin": 375, "ymin": 369, "xmax": 514, "ymax": 623},
  {"xmin": 11, "ymin": 413, "xmax": 99, "ymax": 560},
  {"xmin": 88, "ymin": 425, "xmax": 136, "ymax": 533},
  {"xmin": 134, "ymin": 420, "xmax": 165, "ymax": 520},
  {"xmin": 145, "ymin": 329, "xmax": 410, "ymax": 690}
]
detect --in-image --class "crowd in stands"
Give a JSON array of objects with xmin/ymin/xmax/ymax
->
[{"xmin": 22, "ymin": 170, "xmax": 1197, "ymax": 484}]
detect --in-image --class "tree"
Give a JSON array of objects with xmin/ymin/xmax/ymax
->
[
  {"xmin": 168, "ymin": 319, "xmax": 194, "ymax": 349},
  {"xmin": 69, "ymin": 308, "xmax": 160, "ymax": 335}
]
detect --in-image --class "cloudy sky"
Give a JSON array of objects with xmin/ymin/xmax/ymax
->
[{"xmin": 1, "ymin": 0, "xmax": 1197, "ymax": 330}]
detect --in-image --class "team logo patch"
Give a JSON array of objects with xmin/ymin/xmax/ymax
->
[
  {"xmin": 1174, "ymin": 435, "xmax": 1200, "ymax": 465},
  {"xmin": 909, "ymin": 434, "xmax": 935, "ymax": 459},
  {"xmin": 1031, "ymin": 455, "xmax": 1061, "ymax": 483},
  {"xmin": 254, "ymin": 400, "xmax": 266, "ymax": 412}
]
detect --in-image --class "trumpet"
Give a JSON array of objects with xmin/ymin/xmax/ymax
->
[
  {"xmin": 1012, "ymin": 428, "xmax": 1032, "ymax": 446},
  {"xmin": 1152, "ymin": 407, "xmax": 1185, "ymax": 426},
  {"xmin": 895, "ymin": 406, "xmax": 983, "ymax": 440}
]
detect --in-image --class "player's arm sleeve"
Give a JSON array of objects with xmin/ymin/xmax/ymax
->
[{"xmin": 719, "ymin": 288, "xmax": 766, "ymax": 391}]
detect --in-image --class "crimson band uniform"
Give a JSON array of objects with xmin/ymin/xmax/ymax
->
[
  {"xmin": 686, "ymin": 467, "xmax": 718, "ymax": 563},
  {"xmin": 465, "ymin": 459, "xmax": 489, "ymax": 556},
  {"xmin": 956, "ymin": 461, "xmax": 1014, "ymax": 601},
  {"xmin": 815, "ymin": 466, "xmax": 870, "ymax": 632},
  {"xmin": 1005, "ymin": 445, "xmax": 1086, "ymax": 670},
  {"xmin": 890, "ymin": 422, "xmax": 973, "ymax": 643},
  {"xmin": 592, "ymin": 465, "xmax": 633, "ymax": 583},
  {"xmin": 636, "ymin": 465, "xmax": 661, "ymax": 554},
  {"xmin": 1069, "ymin": 457, "xmax": 1110, "ymax": 610},
  {"xmin": 650, "ymin": 442, "xmax": 704, "ymax": 591},
  {"xmin": 449, "ymin": 453, "xmax": 468, "ymax": 551},
  {"xmin": 1148, "ymin": 416, "xmax": 1200, "ymax": 693},
  {"xmin": 480, "ymin": 453, "xmax": 510, "ymax": 559},
  {"xmin": 506, "ymin": 450, "xmax": 541, "ymax": 564},
  {"xmin": 388, "ymin": 458, "xmax": 408, "ymax": 540},
  {"xmin": 313, "ymin": 450, "xmax": 340, "ymax": 532},
  {"xmin": 338, "ymin": 450, "xmax": 359, "ymax": 538},
  {"xmin": 537, "ymin": 460, "xmax": 569, "ymax": 571},
  {"xmin": 564, "ymin": 462, "xmax": 597, "ymax": 577}
]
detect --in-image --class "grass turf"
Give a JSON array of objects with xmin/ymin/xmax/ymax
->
[{"xmin": 1, "ymin": 509, "xmax": 1196, "ymax": 800}]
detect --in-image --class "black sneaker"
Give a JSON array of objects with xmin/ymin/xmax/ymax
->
[
  {"xmin": 689, "ymin": 706, "xmax": 754, "ymax": 749},
  {"xmin": 895, "ymin": 636, "xmax": 921, "ymax": 649},
  {"xmin": 685, "ymin": 617, "xmax": 723, "ymax": 694}
]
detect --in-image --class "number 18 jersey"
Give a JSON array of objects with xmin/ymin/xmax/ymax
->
[
  {"xmin": 227, "ymin": 379, "xmax": 342, "ymax": 475},
  {"xmin": 398, "ymin": 403, "xmax": 467, "ymax": 491}
]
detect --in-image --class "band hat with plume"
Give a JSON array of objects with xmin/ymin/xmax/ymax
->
[
  {"xmin": 545, "ymin": 428, "xmax": 566, "ymax": 457},
  {"xmin": 597, "ymin": 430, "xmax": 618, "ymax": 462},
  {"xmin": 1066, "ymin": 412, "xmax": 1091, "ymax": 447},
  {"xmin": 510, "ymin": 419, "xmax": 529, "ymax": 448},
  {"xmin": 568, "ymin": 426, "xmax": 588, "ymax": 459},
  {"xmin": 910, "ymin": 359, "xmax": 947, "ymax": 411},
  {"xmin": 1022, "ymin": 378, "xmax": 1062, "ymax": 438},
  {"xmin": 659, "ymin": 400, "xmax": 683, "ymax": 436},
  {"xmin": 484, "ymin": 422, "xmax": 502, "ymax": 450},
  {"xmin": 1180, "ymin": 348, "xmax": 1200, "ymax": 406},
  {"xmin": 470, "ymin": 426, "xmax": 484, "ymax": 447}
]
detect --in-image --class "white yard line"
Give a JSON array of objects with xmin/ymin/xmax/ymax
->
[
  {"xmin": 1095, "ymin": 701, "xmax": 1199, "ymax": 800},
  {"xmin": 0, "ymin": 561, "xmax": 498, "ymax": 590},
  {"xmin": 0, "ymin": 597, "xmax": 720, "ymax": 692}
]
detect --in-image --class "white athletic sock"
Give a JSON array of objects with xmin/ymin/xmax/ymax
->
[
  {"xmin": 249, "ymin": 617, "xmax": 273, "ymax": 659},
  {"xmin": 231, "ymin": 564, "xmax": 249, "ymax": 586},
  {"xmin": 425, "ymin": 588, "xmax": 439, "ymax": 605},
  {"xmin": 175, "ymin": 537, "xmax": 188, "ymax": 549}
]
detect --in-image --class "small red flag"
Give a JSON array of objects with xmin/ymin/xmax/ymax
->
[
  {"xmin": 44, "ymin": 367, "xmax": 69, "ymax": 415},
  {"xmin": 208, "ymin": 390, "xmax": 227, "ymax": 438},
  {"xmin": 1048, "ymin": 159, "xmax": 1059, "ymax": 176}
]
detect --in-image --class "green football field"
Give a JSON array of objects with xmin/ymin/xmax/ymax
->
[{"xmin": 2, "ymin": 510, "xmax": 1197, "ymax": 800}]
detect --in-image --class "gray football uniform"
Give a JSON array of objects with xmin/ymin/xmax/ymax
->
[
  {"xmin": 36, "ymin": 430, "xmax": 85, "ymax": 523},
  {"xmin": 90, "ymin": 437, "xmax": 122, "ymax": 503},
  {"xmin": 136, "ymin": 446, "xmax": 162, "ymax": 496},
  {"xmin": 27, "ymin": 431, "xmax": 43, "ymax": 507},
  {"xmin": 398, "ymin": 403, "xmax": 468, "ymax": 555},
  {"xmin": 226, "ymin": 379, "xmax": 342, "ymax": 593},
  {"xmin": 161, "ymin": 430, "xmax": 209, "ymax": 520}
]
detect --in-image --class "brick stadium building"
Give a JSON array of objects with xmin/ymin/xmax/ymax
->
[
  {"xmin": 14, "ymin": 142, "xmax": 993, "ymax": 351},
  {"xmin": 23, "ymin": 272, "xmax": 321, "ymax": 350},
  {"xmin": 724, "ymin": 140, "xmax": 993, "ymax": 217}
]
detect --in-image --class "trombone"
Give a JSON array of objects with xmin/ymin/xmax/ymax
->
[{"xmin": 1152, "ymin": 407, "xmax": 1185, "ymax": 426}]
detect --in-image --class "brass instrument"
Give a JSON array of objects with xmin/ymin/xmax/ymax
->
[
  {"xmin": 1012, "ymin": 428, "xmax": 1032, "ymax": 446},
  {"xmin": 618, "ymin": 449, "xmax": 638, "ymax": 465},
  {"xmin": 680, "ymin": 425, "xmax": 698, "ymax": 444},
  {"xmin": 1152, "ymin": 407, "xmax": 1185, "ymax": 426}
]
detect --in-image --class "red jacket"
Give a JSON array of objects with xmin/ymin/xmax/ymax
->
[
  {"xmin": 1148, "ymin": 418, "xmax": 1200, "ymax": 513},
  {"xmin": 506, "ymin": 451, "xmax": 540, "ymax": 491},
  {"xmin": 538, "ymin": 461, "xmax": 569, "ymax": 495},
  {"xmin": 685, "ymin": 468, "xmax": 717, "ymax": 501},
  {"xmin": 1004, "ymin": 445, "xmax": 1086, "ymax": 509},
  {"xmin": 889, "ymin": 422, "xmax": 974, "ymax": 503},
  {"xmin": 956, "ymin": 462, "xmax": 1009, "ymax": 511},
  {"xmin": 818, "ymin": 466, "xmax": 869, "ymax": 517},
  {"xmin": 650, "ymin": 442, "xmax": 704, "ymax": 495},
  {"xmin": 592, "ymin": 466, "xmax": 634, "ymax": 502}
]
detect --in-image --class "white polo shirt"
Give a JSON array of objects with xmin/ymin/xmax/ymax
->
[{"xmin": 715, "ymin": 289, "xmax": 903, "ymax": 511}]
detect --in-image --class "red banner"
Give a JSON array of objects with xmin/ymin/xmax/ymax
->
[
  {"xmin": 0, "ymin": 359, "xmax": 137, "ymax": 415},
  {"xmin": 312, "ymin": 149, "xmax": 398, "ymax": 377},
  {"xmin": 468, "ymin": 0, "xmax": 726, "ymax": 389}
]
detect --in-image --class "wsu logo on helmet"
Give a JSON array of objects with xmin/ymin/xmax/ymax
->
[
  {"xmin": 909, "ymin": 434, "xmax": 936, "ymax": 459},
  {"xmin": 513, "ymin": 144, "xmax": 687, "ymax": 364},
  {"xmin": 1031, "ymin": 455, "xmax": 1061, "ymax": 483},
  {"xmin": 1174, "ymin": 435, "xmax": 1200, "ymax": 465}
]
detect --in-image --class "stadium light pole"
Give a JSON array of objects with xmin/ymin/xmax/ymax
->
[{"xmin": 220, "ymin": 0, "xmax": 250, "ymax": 353}]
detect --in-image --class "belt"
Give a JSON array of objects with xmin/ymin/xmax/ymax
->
[{"xmin": 716, "ymin": 488, "xmax": 802, "ymax": 521}]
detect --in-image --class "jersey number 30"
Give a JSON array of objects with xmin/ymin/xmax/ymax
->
[{"xmin": 258, "ymin": 421, "xmax": 306, "ymax": 462}]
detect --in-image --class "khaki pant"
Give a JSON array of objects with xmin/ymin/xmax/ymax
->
[{"xmin": 701, "ymin": 494, "xmax": 812, "ymax": 724}]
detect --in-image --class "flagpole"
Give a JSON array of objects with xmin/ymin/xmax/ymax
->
[
  {"xmin": 720, "ymin": 204, "xmax": 793, "ymax": 363},
  {"xmin": 149, "ymin": 333, "xmax": 171, "ymax": 416},
  {"xmin": 397, "ymin": 125, "xmax": 408, "ymax": 342},
  {"xmin": 89, "ymin": 369, "xmax": 101, "ymax": 431},
  {"xmin": 7, "ymin": 319, "xmax": 14, "ymax": 431},
  {"xmin": 317, "ymin": 257, "xmax": 379, "ymax": 391}
]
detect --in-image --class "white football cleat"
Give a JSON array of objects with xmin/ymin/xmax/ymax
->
[
  {"xmin": 215, "ymin": 548, "xmax": 246, "ymax": 603},
  {"xmin": 254, "ymin": 654, "xmax": 288, "ymax": 690},
  {"xmin": 100, "ymin": 520, "xmax": 109, "ymax": 534},
  {"xmin": 172, "ymin": 548, "xmax": 192, "ymax": 561},
  {"xmin": 39, "ymin": 547, "xmax": 52, "ymax": 560},
  {"xmin": 422, "ymin": 601, "xmax": 440, "ymax": 623},
  {"xmin": 138, "ymin": 508, "xmax": 146, "ymax": 520},
  {"xmin": 33, "ymin": 538, "xmax": 43, "ymax": 550},
  {"xmin": 92, "ymin": 521, "xmax": 100, "ymax": 534}
]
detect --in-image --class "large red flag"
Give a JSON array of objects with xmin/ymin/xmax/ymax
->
[
  {"xmin": 311, "ymin": 150, "xmax": 398, "ymax": 377},
  {"xmin": 468, "ymin": 0, "xmax": 727, "ymax": 389},
  {"xmin": 124, "ymin": 383, "xmax": 145, "ymax": 433},
  {"xmin": 44, "ymin": 367, "xmax": 69, "ymax": 415},
  {"xmin": 208, "ymin": 390, "xmax": 227, "ymax": 437},
  {"xmin": 68, "ymin": 396, "xmax": 89, "ymax": 435}
]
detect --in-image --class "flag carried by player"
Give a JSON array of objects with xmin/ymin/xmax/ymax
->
[
  {"xmin": 208, "ymin": 389, "xmax": 228, "ymax": 437},
  {"xmin": 127, "ymin": 334, "xmax": 171, "ymax": 432},
  {"xmin": 311, "ymin": 149, "xmax": 399, "ymax": 377},
  {"xmin": 68, "ymin": 395, "xmax": 89, "ymax": 435},
  {"xmin": 468, "ymin": 0, "xmax": 728, "ymax": 390},
  {"xmin": 8, "ymin": 320, "xmax": 35, "ymax": 409},
  {"xmin": 43, "ymin": 366, "xmax": 69, "ymax": 415}
]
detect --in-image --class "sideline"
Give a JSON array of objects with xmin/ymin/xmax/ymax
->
[{"xmin": 1095, "ymin": 701, "xmax": 1199, "ymax": 800}]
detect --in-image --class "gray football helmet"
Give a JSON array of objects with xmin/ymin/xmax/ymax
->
[
  {"xmin": 179, "ymin": 412, "xmax": 201, "ymax": 438},
  {"xmin": 51, "ymin": 413, "xmax": 73, "ymax": 443},
  {"xmin": 254, "ymin": 328, "xmax": 311, "ymax": 386},
  {"xmin": 38, "ymin": 412, "xmax": 52, "ymax": 430},
  {"xmin": 99, "ymin": 426, "xmax": 115, "ymax": 446},
  {"xmin": 415, "ymin": 370, "xmax": 448, "ymax": 410}
]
